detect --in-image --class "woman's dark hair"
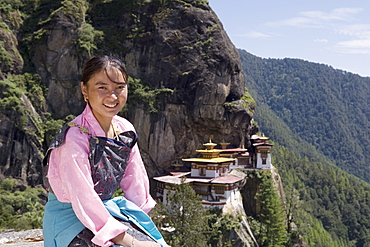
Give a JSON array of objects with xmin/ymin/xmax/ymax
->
[{"xmin": 81, "ymin": 55, "xmax": 128, "ymax": 85}]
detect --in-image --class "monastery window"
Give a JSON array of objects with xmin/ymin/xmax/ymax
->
[
  {"xmin": 261, "ymin": 150, "xmax": 268, "ymax": 165},
  {"xmin": 219, "ymin": 167, "xmax": 227, "ymax": 175},
  {"xmin": 238, "ymin": 157, "xmax": 249, "ymax": 166},
  {"xmin": 199, "ymin": 167, "xmax": 206, "ymax": 176},
  {"xmin": 214, "ymin": 186, "xmax": 225, "ymax": 194},
  {"xmin": 193, "ymin": 184, "xmax": 209, "ymax": 195}
]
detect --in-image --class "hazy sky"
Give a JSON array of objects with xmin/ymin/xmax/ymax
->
[{"xmin": 208, "ymin": 0, "xmax": 370, "ymax": 77}]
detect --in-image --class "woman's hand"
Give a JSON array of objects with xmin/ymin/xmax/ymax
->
[
  {"xmin": 132, "ymin": 240, "xmax": 161, "ymax": 247},
  {"xmin": 112, "ymin": 232, "xmax": 160, "ymax": 247}
]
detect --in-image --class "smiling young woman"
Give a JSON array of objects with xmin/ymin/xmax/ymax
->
[
  {"xmin": 81, "ymin": 66, "xmax": 128, "ymax": 138},
  {"xmin": 42, "ymin": 55, "xmax": 169, "ymax": 247}
]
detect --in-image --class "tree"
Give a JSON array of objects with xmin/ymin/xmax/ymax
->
[
  {"xmin": 151, "ymin": 181, "xmax": 210, "ymax": 247},
  {"xmin": 249, "ymin": 170, "xmax": 287, "ymax": 247}
]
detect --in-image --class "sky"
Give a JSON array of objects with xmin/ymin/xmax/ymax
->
[{"xmin": 208, "ymin": 0, "xmax": 370, "ymax": 77}]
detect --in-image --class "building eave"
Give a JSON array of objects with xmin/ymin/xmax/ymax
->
[{"xmin": 182, "ymin": 157, "xmax": 235, "ymax": 163}]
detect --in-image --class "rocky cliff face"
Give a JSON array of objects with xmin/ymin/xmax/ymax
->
[
  {"xmin": 0, "ymin": 111, "xmax": 43, "ymax": 187},
  {"xmin": 116, "ymin": 1, "xmax": 255, "ymax": 174},
  {"xmin": 0, "ymin": 0, "xmax": 255, "ymax": 182},
  {"xmin": 0, "ymin": 9, "xmax": 43, "ymax": 185},
  {"xmin": 0, "ymin": 1, "xmax": 261, "ymax": 245}
]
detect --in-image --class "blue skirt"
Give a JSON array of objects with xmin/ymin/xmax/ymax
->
[{"xmin": 43, "ymin": 193, "xmax": 168, "ymax": 247}]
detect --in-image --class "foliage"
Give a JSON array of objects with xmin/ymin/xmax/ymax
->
[
  {"xmin": 0, "ymin": 40, "xmax": 14, "ymax": 68},
  {"xmin": 246, "ymin": 170, "xmax": 287, "ymax": 247},
  {"xmin": 87, "ymin": 0, "xmax": 140, "ymax": 52},
  {"xmin": 33, "ymin": 0, "xmax": 88, "ymax": 27},
  {"xmin": 0, "ymin": 71, "xmax": 76, "ymax": 146},
  {"xmin": 151, "ymin": 182, "xmax": 209, "ymax": 247},
  {"xmin": 0, "ymin": 75, "xmax": 28, "ymax": 128},
  {"xmin": 224, "ymin": 87, "xmax": 256, "ymax": 113},
  {"xmin": 0, "ymin": 178, "xmax": 45, "ymax": 231},
  {"xmin": 41, "ymin": 113, "xmax": 76, "ymax": 148},
  {"xmin": 171, "ymin": 0, "xmax": 209, "ymax": 8},
  {"xmin": 207, "ymin": 209, "xmax": 242, "ymax": 247},
  {"xmin": 3, "ymin": 2, "xmax": 370, "ymax": 247},
  {"xmin": 241, "ymin": 87, "xmax": 256, "ymax": 111},
  {"xmin": 60, "ymin": 0, "xmax": 88, "ymax": 23},
  {"xmin": 77, "ymin": 22, "xmax": 104, "ymax": 56},
  {"xmin": 0, "ymin": 0, "xmax": 27, "ymax": 29},
  {"xmin": 239, "ymin": 48, "xmax": 370, "ymax": 246},
  {"xmin": 0, "ymin": 73, "xmax": 46, "ymax": 137},
  {"xmin": 127, "ymin": 76, "xmax": 173, "ymax": 113},
  {"xmin": 19, "ymin": 0, "xmax": 90, "ymax": 67},
  {"xmin": 0, "ymin": 0, "xmax": 23, "ymax": 14},
  {"xmin": 239, "ymin": 49, "xmax": 370, "ymax": 183},
  {"xmin": 272, "ymin": 144, "xmax": 370, "ymax": 246}
]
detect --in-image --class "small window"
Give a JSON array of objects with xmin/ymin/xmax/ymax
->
[
  {"xmin": 261, "ymin": 150, "xmax": 268, "ymax": 165},
  {"xmin": 214, "ymin": 186, "xmax": 225, "ymax": 194},
  {"xmin": 199, "ymin": 167, "xmax": 206, "ymax": 176},
  {"xmin": 219, "ymin": 167, "xmax": 227, "ymax": 175}
]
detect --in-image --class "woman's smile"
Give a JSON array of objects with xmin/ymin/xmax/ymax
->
[
  {"xmin": 104, "ymin": 102, "xmax": 119, "ymax": 108},
  {"xmin": 81, "ymin": 68, "xmax": 128, "ymax": 128}
]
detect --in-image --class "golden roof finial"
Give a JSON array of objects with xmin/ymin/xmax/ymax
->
[{"xmin": 203, "ymin": 137, "xmax": 217, "ymax": 150}]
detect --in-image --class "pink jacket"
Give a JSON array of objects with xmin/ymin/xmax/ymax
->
[{"xmin": 47, "ymin": 104, "xmax": 156, "ymax": 246}]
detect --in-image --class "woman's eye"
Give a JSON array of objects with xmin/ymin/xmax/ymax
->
[{"xmin": 117, "ymin": 84, "xmax": 127, "ymax": 90}]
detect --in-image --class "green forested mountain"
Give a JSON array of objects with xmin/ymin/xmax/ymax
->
[
  {"xmin": 273, "ymin": 144, "xmax": 370, "ymax": 246},
  {"xmin": 2, "ymin": 0, "xmax": 370, "ymax": 245},
  {"xmin": 239, "ymin": 49, "xmax": 370, "ymax": 246},
  {"xmin": 239, "ymin": 49, "xmax": 370, "ymax": 183}
]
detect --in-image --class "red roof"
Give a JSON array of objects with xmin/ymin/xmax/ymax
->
[
  {"xmin": 169, "ymin": 171, "xmax": 191, "ymax": 176},
  {"xmin": 211, "ymin": 175, "xmax": 243, "ymax": 184},
  {"xmin": 153, "ymin": 174, "xmax": 243, "ymax": 185},
  {"xmin": 153, "ymin": 175, "xmax": 192, "ymax": 184},
  {"xmin": 253, "ymin": 142, "xmax": 273, "ymax": 147},
  {"xmin": 220, "ymin": 148, "xmax": 248, "ymax": 153}
]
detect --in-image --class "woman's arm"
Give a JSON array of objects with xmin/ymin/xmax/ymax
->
[
  {"xmin": 48, "ymin": 128, "xmax": 127, "ymax": 247},
  {"xmin": 120, "ymin": 143, "xmax": 156, "ymax": 213}
]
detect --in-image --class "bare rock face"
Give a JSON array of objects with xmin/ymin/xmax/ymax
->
[
  {"xmin": 0, "ymin": 2, "xmax": 258, "ymax": 243},
  {"xmin": 0, "ymin": 95, "xmax": 43, "ymax": 186},
  {"xmin": 223, "ymin": 170, "xmax": 259, "ymax": 247},
  {"xmin": 0, "ymin": 229, "xmax": 43, "ymax": 246},
  {"xmin": 1, "ymin": 0, "xmax": 255, "ymax": 183},
  {"xmin": 30, "ymin": 1, "xmax": 88, "ymax": 118},
  {"xmin": 0, "ymin": 10, "xmax": 41, "ymax": 185},
  {"xmin": 100, "ymin": 1, "xmax": 255, "ymax": 174}
]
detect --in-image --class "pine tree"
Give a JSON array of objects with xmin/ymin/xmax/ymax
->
[{"xmin": 252, "ymin": 170, "xmax": 287, "ymax": 247}]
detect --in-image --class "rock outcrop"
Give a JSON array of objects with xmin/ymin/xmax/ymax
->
[
  {"xmin": 223, "ymin": 170, "xmax": 259, "ymax": 247},
  {"xmin": 0, "ymin": 112, "xmax": 43, "ymax": 186},
  {"xmin": 92, "ymin": 0, "xmax": 255, "ymax": 175},
  {"xmin": 0, "ymin": 19, "xmax": 23, "ymax": 79},
  {"xmin": 0, "ymin": 1, "xmax": 260, "ymax": 245},
  {"xmin": 0, "ymin": 229, "xmax": 43, "ymax": 246},
  {"xmin": 0, "ymin": 0, "xmax": 255, "ymax": 182}
]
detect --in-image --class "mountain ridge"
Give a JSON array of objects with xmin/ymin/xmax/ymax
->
[
  {"xmin": 239, "ymin": 48, "xmax": 370, "ymax": 246},
  {"xmin": 239, "ymin": 48, "xmax": 370, "ymax": 183}
]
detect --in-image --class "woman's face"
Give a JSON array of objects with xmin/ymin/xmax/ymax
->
[{"xmin": 81, "ymin": 67, "xmax": 128, "ymax": 123}]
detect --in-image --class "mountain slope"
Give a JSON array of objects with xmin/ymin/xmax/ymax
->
[
  {"xmin": 239, "ymin": 48, "xmax": 370, "ymax": 246},
  {"xmin": 239, "ymin": 49, "xmax": 370, "ymax": 183},
  {"xmin": 0, "ymin": 0, "xmax": 254, "ymax": 183},
  {"xmin": 273, "ymin": 144, "xmax": 370, "ymax": 246}
]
